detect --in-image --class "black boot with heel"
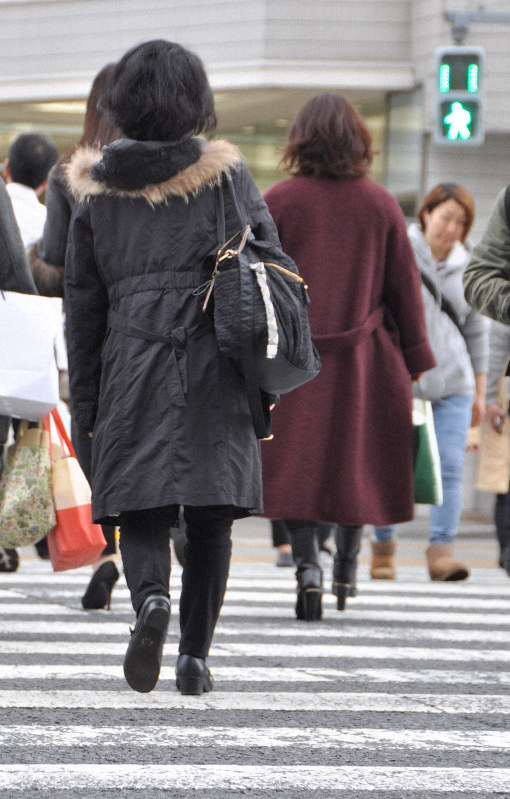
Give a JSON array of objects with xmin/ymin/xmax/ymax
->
[
  {"xmin": 81, "ymin": 561, "xmax": 120, "ymax": 610},
  {"xmin": 332, "ymin": 525, "xmax": 363, "ymax": 610},
  {"xmin": 289, "ymin": 523, "xmax": 323, "ymax": 621}
]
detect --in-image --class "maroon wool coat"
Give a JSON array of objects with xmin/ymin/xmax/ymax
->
[{"xmin": 261, "ymin": 175, "xmax": 436, "ymax": 527}]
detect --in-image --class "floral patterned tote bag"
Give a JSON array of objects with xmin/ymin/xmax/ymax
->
[{"xmin": 0, "ymin": 419, "xmax": 56, "ymax": 547}]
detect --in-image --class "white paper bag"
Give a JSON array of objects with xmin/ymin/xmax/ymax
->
[{"xmin": 0, "ymin": 291, "xmax": 63, "ymax": 420}]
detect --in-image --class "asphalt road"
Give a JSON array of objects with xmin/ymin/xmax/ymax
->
[{"xmin": 0, "ymin": 515, "xmax": 509, "ymax": 799}]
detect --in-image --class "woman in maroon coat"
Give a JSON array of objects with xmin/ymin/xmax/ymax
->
[{"xmin": 262, "ymin": 93, "xmax": 435, "ymax": 619}]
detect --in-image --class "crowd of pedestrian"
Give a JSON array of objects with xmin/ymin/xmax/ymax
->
[{"xmin": 0, "ymin": 37, "xmax": 509, "ymax": 696}]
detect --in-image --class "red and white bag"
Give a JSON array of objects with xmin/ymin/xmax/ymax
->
[{"xmin": 46, "ymin": 408, "xmax": 106, "ymax": 571}]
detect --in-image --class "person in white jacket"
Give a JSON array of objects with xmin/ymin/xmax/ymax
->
[
  {"xmin": 3, "ymin": 133, "xmax": 57, "ymax": 248},
  {"xmin": 372, "ymin": 183, "xmax": 488, "ymax": 582}
]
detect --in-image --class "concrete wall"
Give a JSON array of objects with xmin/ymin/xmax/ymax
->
[{"xmin": 0, "ymin": 0, "xmax": 415, "ymax": 101}]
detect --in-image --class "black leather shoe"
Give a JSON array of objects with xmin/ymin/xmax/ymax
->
[
  {"xmin": 123, "ymin": 594, "xmax": 170, "ymax": 693},
  {"xmin": 82, "ymin": 561, "xmax": 120, "ymax": 610},
  {"xmin": 175, "ymin": 654, "xmax": 213, "ymax": 696}
]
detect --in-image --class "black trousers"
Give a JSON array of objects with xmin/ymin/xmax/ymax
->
[
  {"xmin": 119, "ymin": 504, "xmax": 233, "ymax": 659},
  {"xmin": 495, "ymin": 492, "xmax": 510, "ymax": 556}
]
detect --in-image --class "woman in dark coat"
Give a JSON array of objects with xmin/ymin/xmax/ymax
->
[
  {"xmin": 261, "ymin": 93, "xmax": 436, "ymax": 618},
  {"xmin": 29, "ymin": 64, "xmax": 123, "ymax": 611},
  {"xmin": 64, "ymin": 40, "xmax": 280, "ymax": 695}
]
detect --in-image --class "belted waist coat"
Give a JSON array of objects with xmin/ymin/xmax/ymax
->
[
  {"xmin": 64, "ymin": 138, "xmax": 280, "ymax": 524},
  {"xmin": 261, "ymin": 175, "xmax": 436, "ymax": 527}
]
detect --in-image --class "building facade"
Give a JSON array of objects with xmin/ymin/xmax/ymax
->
[{"xmin": 1, "ymin": 0, "xmax": 508, "ymax": 237}]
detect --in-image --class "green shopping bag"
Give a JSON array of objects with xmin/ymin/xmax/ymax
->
[{"xmin": 413, "ymin": 397, "xmax": 443, "ymax": 506}]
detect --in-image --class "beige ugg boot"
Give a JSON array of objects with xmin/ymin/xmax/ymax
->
[
  {"xmin": 370, "ymin": 540, "xmax": 396, "ymax": 580},
  {"xmin": 426, "ymin": 543, "xmax": 469, "ymax": 582}
]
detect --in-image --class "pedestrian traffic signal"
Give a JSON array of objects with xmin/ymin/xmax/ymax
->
[{"xmin": 433, "ymin": 46, "xmax": 485, "ymax": 145}]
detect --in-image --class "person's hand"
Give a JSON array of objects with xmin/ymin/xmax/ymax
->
[
  {"xmin": 470, "ymin": 392, "xmax": 486, "ymax": 428},
  {"xmin": 486, "ymin": 402, "xmax": 507, "ymax": 433},
  {"xmin": 88, "ymin": 432, "xmax": 93, "ymax": 438}
]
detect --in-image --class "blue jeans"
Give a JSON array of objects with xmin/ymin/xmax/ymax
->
[{"xmin": 374, "ymin": 394, "xmax": 473, "ymax": 546}]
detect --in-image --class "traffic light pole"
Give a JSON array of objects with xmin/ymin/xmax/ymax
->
[{"xmin": 445, "ymin": 9, "xmax": 510, "ymax": 45}]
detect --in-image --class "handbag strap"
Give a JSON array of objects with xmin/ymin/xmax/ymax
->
[
  {"xmin": 50, "ymin": 408, "xmax": 76, "ymax": 459},
  {"xmin": 214, "ymin": 176, "xmax": 272, "ymax": 440},
  {"xmin": 215, "ymin": 173, "xmax": 249, "ymax": 245},
  {"xmin": 420, "ymin": 270, "xmax": 463, "ymax": 335}
]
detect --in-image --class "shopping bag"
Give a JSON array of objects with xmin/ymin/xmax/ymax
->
[
  {"xmin": 0, "ymin": 419, "xmax": 56, "ymax": 547},
  {"xmin": 46, "ymin": 408, "xmax": 106, "ymax": 571},
  {"xmin": 476, "ymin": 376, "xmax": 510, "ymax": 494},
  {"xmin": 0, "ymin": 290, "xmax": 62, "ymax": 420},
  {"xmin": 413, "ymin": 397, "xmax": 443, "ymax": 505}
]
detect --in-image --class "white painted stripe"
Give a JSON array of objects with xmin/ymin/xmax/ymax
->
[
  {"xmin": 0, "ymin": 576, "xmax": 510, "ymax": 606},
  {"xmin": 212, "ymin": 641, "xmax": 510, "ymax": 661},
  {"xmin": 221, "ymin": 590, "xmax": 510, "ymax": 609},
  {"xmin": 2, "ymin": 602, "xmax": 510, "ymax": 628},
  {"xmin": 0, "ymin": 691, "xmax": 508, "ymax": 714},
  {"xmin": 2, "ymin": 639, "xmax": 509, "ymax": 662},
  {"xmin": 218, "ymin": 623, "xmax": 510, "ymax": 644},
  {"xmin": 0, "ymin": 665, "xmax": 327, "ymax": 682},
  {"xmin": 0, "ymin": 764, "xmax": 509, "ymax": 791},
  {"xmin": 2, "ymin": 725, "xmax": 509, "ymax": 751},
  {"xmin": 223, "ymin": 577, "xmax": 510, "ymax": 595},
  {"xmin": 0, "ymin": 603, "xmax": 79, "ymax": 616},
  {"xmin": 220, "ymin": 606, "xmax": 510, "ymax": 624},
  {"xmin": 0, "ymin": 663, "xmax": 508, "ymax": 687},
  {"xmin": 1, "ymin": 619, "xmax": 509, "ymax": 644}
]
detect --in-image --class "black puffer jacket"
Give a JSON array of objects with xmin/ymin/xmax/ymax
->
[{"xmin": 64, "ymin": 137, "xmax": 279, "ymax": 524}]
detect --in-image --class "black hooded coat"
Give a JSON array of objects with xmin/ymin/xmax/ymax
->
[{"xmin": 64, "ymin": 138, "xmax": 279, "ymax": 524}]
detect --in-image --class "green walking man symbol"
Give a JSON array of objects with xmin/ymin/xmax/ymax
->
[{"xmin": 444, "ymin": 102, "xmax": 472, "ymax": 141}]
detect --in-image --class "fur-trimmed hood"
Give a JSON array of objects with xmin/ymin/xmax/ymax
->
[{"xmin": 65, "ymin": 137, "xmax": 242, "ymax": 206}]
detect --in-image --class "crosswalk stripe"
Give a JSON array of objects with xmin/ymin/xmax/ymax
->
[
  {"xmin": 1, "ymin": 638, "xmax": 509, "ymax": 662},
  {"xmin": 0, "ymin": 664, "xmax": 509, "ymax": 685},
  {"xmin": 2, "ymin": 619, "xmax": 510, "ymax": 644},
  {"xmin": 0, "ymin": 765, "xmax": 509, "ymax": 791},
  {"xmin": 2, "ymin": 725, "xmax": 510, "ymax": 750},
  {"xmin": 0, "ymin": 690, "xmax": 508, "ymax": 713},
  {"xmin": 3, "ymin": 586, "xmax": 510, "ymax": 610}
]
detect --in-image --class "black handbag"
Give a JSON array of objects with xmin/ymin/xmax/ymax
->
[{"xmin": 200, "ymin": 175, "xmax": 321, "ymax": 438}]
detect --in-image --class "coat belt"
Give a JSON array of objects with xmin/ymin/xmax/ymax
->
[
  {"xmin": 107, "ymin": 308, "xmax": 206, "ymax": 407},
  {"xmin": 313, "ymin": 306, "xmax": 385, "ymax": 354}
]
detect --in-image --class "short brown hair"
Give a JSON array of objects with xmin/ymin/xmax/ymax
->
[
  {"xmin": 418, "ymin": 183, "xmax": 475, "ymax": 242},
  {"xmin": 280, "ymin": 92, "xmax": 373, "ymax": 178}
]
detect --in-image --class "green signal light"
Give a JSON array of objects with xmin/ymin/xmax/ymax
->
[
  {"xmin": 467, "ymin": 64, "xmax": 479, "ymax": 92},
  {"xmin": 439, "ymin": 64, "xmax": 450, "ymax": 92},
  {"xmin": 442, "ymin": 101, "xmax": 475, "ymax": 140}
]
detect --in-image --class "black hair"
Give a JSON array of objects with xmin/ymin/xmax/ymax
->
[
  {"xmin": 104, "ymin": 39, "xmax": 217, "ymax": 142},
  {"xmin": 7, "ymin": 133, "xmax": 58, "ymax": 189}
]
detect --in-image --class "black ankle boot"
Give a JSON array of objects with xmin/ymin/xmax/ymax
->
[
  {"xmin": 332, "ymin": 526, "xmax": 363, "ymax": 610},
  {"xmin": 176, "ymin": 654, "xmax": 213, "ymax": 695},
  {"xmin": 289, "ymin": 524, "xmax": 323, "ymax": 621}
]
